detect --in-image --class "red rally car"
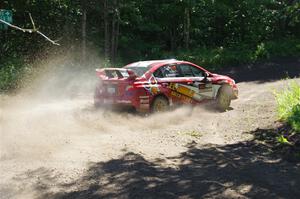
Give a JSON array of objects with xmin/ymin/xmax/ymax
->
[{"xmin": 94, "ymin": 59, "xmax": 238, "ymax": 112}]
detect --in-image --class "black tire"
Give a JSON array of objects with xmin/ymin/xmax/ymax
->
[
  {"xmin": 151, "ymin": 96, "xmax": 169, "ymax": 113},
  {"xmin": 216, "ymin": 84, "xmax": 232, "ymax": 111}
]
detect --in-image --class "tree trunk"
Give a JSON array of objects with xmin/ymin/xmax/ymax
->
[
  {"xmin": 184, "ymin": 7, "xmax": 190, "ymax": 50},
  {"xmin": 111, "ymin": 4, "xmax": 116, "ymax": 64},
  {"xmin": 104, "ymin": 0, "xmax": 110, "ymax": 62},
  {"xmin": 110, "ymin": 0, "xmax": 119, "ymax": 65},
  {"xmin": 114, "ymin": 11, "xmax": 119, "ymax": 62},
  {"xmin": 81, "ymin": 0, "xmax": 87, "ymax": 64},
  {"xmin": 170, "ymin": 28, "xmax": 176, "ymax": 52}
]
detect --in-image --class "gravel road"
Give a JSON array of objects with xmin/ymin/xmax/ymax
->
[{"xmin": 0, "ymin": 60, "xmax": 300, "ymax": 199}]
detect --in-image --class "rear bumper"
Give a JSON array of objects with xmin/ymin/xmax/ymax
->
[
  {"xmin": 94, "ymin": 94, "xmax": 151, "ymax": 112},
  {"xmin": 94, "ymin": 95, "xmax": 133, "ymax": 106}
]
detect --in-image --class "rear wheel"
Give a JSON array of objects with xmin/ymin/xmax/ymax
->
[
  {"xmin": 216, "ymin": 85, "xmax": 232, "ymax": 111},
  {"xmin": 152, "ymin": 96, "xmax": 169, "ymax": 112}
]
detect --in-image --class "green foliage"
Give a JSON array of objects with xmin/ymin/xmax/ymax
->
[
  {"xmin": 171, "ymin": 38, "xmax": 300, "ymax": 70},
  {"xmin": 275, "ymin": 81, "xmax": 300, "ymax": 133},
  {"xmin": 176, "ymin": 46, "xmax": 253, "ymax": 69},
  {"xmin": 0, "ymin": 58, "xmax": 27, "ymax": 91},
  {"xmin": 0, "ymin": 1, "xmax": 300, "ymax": 90},
  {"xmin": 253, "ymin": 43, "xmax": 269, "ymax": 60},
  {"xmin": 0, "ymin": 58, "xmax": 35, "ymax": 92},
  {"xmin": 277, "ymin": 135, "xmax": 291, "ymax": 145},
  {"xmin": 289, "ymin": 104, "xmax": 300, "ymax": 132},
  {"xmin": 264, "ymin": 39, "xmax": 300, "ymax": 57}
]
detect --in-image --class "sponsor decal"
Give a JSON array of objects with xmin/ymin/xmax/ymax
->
[
  {"xmin": 150, "ymin": 86, "xmax": 159, "ymax": 95},
  {"xmin": 170, "ymin": 91, "xmax": 193, "ymax": 103},
  {"xmin": 177, "ymin": 85, "xmax": 195, "ymax": 98},
  {"xmin": 143, "ymin": 74, "xmax": 160, "ymax": 95},
  {"xmin": 168, "ymin": 82, "xmax": 213, "ymax": 102},
  {"xmin": 168, "ymin": 83, "xmax": 196, "ymax": 98}
]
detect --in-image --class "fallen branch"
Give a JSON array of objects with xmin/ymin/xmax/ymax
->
[{"xmin": 0, "ymin": 13, "xmax": 60, "ymax": 45}]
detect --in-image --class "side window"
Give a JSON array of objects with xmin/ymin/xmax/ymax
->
[
  {"xmin": 178, "ymin": 64, "xmax": 204, "ymax": 77},
  {"xmin": 153, "ymin": 65, "xmax": 179, "ymax": 78},
  {"xmin": 190, "ymin": 66, "xmax": 204, "ymax": 77},
  {"xmin": 178, "ymin": 64, "xmax": 193, "ymax": 77},
  {"xmin": 153, "ymin": 68, "xmax": 164, "ymax": 78}
]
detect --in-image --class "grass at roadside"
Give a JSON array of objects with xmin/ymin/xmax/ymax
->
[
  {"xmin": 251, "ymin": 81, "xmax": 300, "ymax": 162},
  {"xmin": 272, "ymin": 81, "xmax": 300, "ymax": 160},
  {"xmin": 275, "ymin": 81, "xmax": 300, "ymax": 133}
]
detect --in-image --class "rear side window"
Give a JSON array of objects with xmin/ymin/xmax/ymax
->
[{"xmin": 153, "ymin": 65, "xmax": 179, "ymax": 78}]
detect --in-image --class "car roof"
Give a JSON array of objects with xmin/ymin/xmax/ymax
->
[{"xmin": 125, "ymin": 59, "xmax": 181, "ymax": 68}]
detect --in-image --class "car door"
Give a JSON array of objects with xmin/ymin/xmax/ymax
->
[
  {"xmin": 177, "ymin": 63, "xmax": 214, "ymax": 101},
  {"xmin": 153, "ymin": 64, "xmax": 211, "ymax": 104},
  {"xmin": 152, "ymin": 64, "xmax": 192, "ymax": 104}
]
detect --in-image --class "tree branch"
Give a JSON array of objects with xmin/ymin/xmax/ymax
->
[
  {"xmin": 29, "ymin": 13, "xmax": 36, "ymax": 30},
  {"xmin": 0, "ymin": 13, "xmax": 60, "ymax": 46}
]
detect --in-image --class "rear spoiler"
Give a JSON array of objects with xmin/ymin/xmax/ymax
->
[{"xmin": 96, "ymin": 68, "xmax": 137, "ymax": 80}]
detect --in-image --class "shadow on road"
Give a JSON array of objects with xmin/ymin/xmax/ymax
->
[
  {"xmin": 217, "ymin": 57, "xmax": 300, "ymax": 83},
  {"xmin": 16, "ymin": 126, "xmax": 299, "ymax": 199}
]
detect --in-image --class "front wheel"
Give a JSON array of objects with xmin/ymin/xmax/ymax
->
[
  {"xmin": 151, "ymin": 96, "xmax": 169, "ymax": 113},
  {"xmin": 216, "ymin": 85, "xmax": 232, "ymax": 111}
]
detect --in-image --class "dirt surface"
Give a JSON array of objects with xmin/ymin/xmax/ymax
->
[{"xmin": 0, "ymin": 59, "xmax": 300, "ymax": 199}]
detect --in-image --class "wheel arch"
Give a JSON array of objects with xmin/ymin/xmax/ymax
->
[{"xmin": 151, "ymin": 93, "xmax": 170, "ymax": 106}]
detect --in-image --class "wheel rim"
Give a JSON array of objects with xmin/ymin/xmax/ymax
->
[{"xmin": 154, "ymin": 99, "xmax": 168, "ymax": 112}]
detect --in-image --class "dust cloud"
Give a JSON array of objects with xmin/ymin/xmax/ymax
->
[
  {"xmin": 2, "ymin": 52, "xmax": 285, "ymax": 167},
  {"xmin": 0, "ymin": 53, "xmax": 227, "ymax": 163}
]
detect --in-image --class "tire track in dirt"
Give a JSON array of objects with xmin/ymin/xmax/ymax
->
[{"xmin": 0, "ymin": 72, "xmax": 299, "ymax": 198}]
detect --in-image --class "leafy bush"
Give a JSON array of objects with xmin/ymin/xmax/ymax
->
[
  {"xmin": 172, "ymin": 38, "xmax": 300, "ymax": 70},
  {"xmin": 275, "ymin": 81, "xmax": 300, "ymax": 132},
  {"xmin": 289, "ymin": 104, "xmax": 300, "ymax": 132},
  {"xmin": 265, "ymin": 39, "xmax": 300, "ymax": 58},
  {"xmin": 0, "ymin": 58, "xmax": 30, "ymax": 91}
]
